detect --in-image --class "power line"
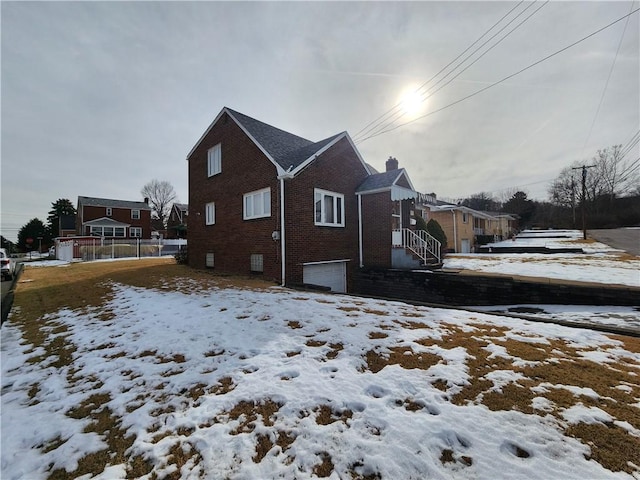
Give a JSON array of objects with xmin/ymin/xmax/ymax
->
[
  {"xmin": 356, "ymin": 6, "xmax": 640, "ymax": 143},
  {"xmin": 355, "ymin": 0, "xmax": 548, "ymax": 143},
  {"xmin": 352, "ymin": 0, "xmax": 529, "ymax": 141},
  {"xmin": 580, "ymin": 1, "xmax": 635, "ymax": 157}
]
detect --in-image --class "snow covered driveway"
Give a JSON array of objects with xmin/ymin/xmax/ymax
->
[{"xmin": 2, "ymin": 275, "xmax": 639, "ymax": 479}]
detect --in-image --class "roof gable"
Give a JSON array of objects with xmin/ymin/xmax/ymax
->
[
  {"xmin": 356, "ymin": 168, "xmax": 415, "ymax": 194},
  {"xmin": 83, "ymin": 217, "xmax": 131, "ymax": 227},
  {"xmin": 78, "ymin": 196, "xmax": 151, "ymax": 210},
  {"xmin": 187, "ymin": 107, "xmax": 371, "ymax": 177}
]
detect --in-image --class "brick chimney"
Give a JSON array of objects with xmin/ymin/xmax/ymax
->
[{"xmin": 386, "ymin": 156, "xmax": 399, "ymax": 172}]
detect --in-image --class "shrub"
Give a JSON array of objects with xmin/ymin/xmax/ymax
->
[
  {"xmin": 426, "ymin": 219, "xmax": 447, "ymax": 249},
  {"xmin": 175, "ymin": 246, "xmax": 188, "ymax": 265}
]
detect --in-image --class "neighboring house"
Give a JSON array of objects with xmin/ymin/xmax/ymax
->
[
  {"xmin": 58, "ymin": 214, "xmax": 77, "ymax": 237},
  {"xmin": 420, "ymin": 203, "xmax": 517, "ymax": 253},
  {"xmin": 187, "ymin": 107, "xmax": 440, "ymax": 292},
  {"xmin": 166, "ymin": 203, "xmax": 188, "ymax": 239},
  {"xmin": 76, "ymin": 196, "xmax": 152, "ymax": 239},
  {"xmin": 422, "ymin": 204, "xmax": 486, "ymax": 254}
]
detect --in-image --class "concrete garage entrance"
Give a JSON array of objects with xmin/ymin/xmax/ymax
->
[{"xmin": 303, "ymin": 261, "xmax": 347, "ymax": 293}]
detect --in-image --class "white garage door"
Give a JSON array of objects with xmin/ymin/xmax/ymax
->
[{"xmin": 303, "ymin": 261, "xmax": 347, "ymax": 293}]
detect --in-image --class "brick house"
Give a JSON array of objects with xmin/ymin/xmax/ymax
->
[
  {"xmin": 76, "ymin": 196, "xmax": 152, "ymax": 239},
  {"xmin": 187, "ymin": 107, "xmax": 440, "ymax": 292},
  {"xmin": 166, "ymin": 203, "xmax": 188, "ymax": 239}
]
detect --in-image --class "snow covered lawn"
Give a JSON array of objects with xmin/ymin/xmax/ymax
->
[
  {"xmin": 443, "ymin": 230, "xmax": 640, "ymax": 287},
  {"xmin": 2, "ymin": 261, "xmax": 640, "ymax": 479}
]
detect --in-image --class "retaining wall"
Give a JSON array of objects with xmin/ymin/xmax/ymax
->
[{"xmin": 354, "ymin": 268, "xmax": 640, "ymax": 307}]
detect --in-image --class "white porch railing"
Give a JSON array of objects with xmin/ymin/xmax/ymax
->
[{"xmin": 392, "ymin": 228, "xmax": 441, "ymax": 264}]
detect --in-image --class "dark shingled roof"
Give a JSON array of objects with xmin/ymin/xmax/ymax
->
[
  {"xmin": 227, "ymin": 108, "xmax": 344, "ymax": 171},
  {"xmin": 78, "ymin": 196, "xmax": 151, "ymax": 210},
  {"xmin": 356, "ymin": 169, "xmax": 404, "ymax": 193}
]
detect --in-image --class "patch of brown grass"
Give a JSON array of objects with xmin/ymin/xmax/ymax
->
[
  {"xmin": 222, "ymin": 398, "xmax": 283, "ymax": 434},
  {"xmin": 314, "ymin": 404, "xmax": 353, "ymax": 425},
  {"xmin": 363, "ymin": 347, "xmax": 441, "ymax": 374},
  {"xmin": 313, "ymin": 451, "xmax": 334, "ymax": 478},
  {"xmin": 48, "ymin": 393, "xmax": 135, "ymax": 480},
  {"xmin": 326, "ymin": 343, "xmax": 343, "ymax": 360},
  {"xmin": 209, "ymin": 376, "xmax": 235, "ymax": 395}
]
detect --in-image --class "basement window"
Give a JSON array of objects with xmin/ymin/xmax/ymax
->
[
  {"xmin": 250, "ymin": 254, "xmax": 264, "ymax": 273},
  {"xmin": 206, "ymin": 252, "xmax": 214, "ymax": 268}
]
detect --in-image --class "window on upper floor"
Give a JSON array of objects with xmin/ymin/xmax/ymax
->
[
  {"xmin": 244, "ymin": 188, "xmax": 271, "ymax": 220},
  {"xmin": 314, "ymin": 188, "xmax": 344, "ymax": 227},
  {"xmin": 205, "ymin": 202, "xmax": 216, "ymax": 225},
  {"xmin": 462, "ymin": 212, "xmax": 468, "ymax": 223},
  {"xmin": 131, "ymin": 209, "xmax": 140, "ymax": 220},
  {"xmin": 208, "ymin": 143, "xmax": 222, "ymax": 177},
  {"xmin": 106, "ymin": 207, "xmax": 112, "ymax": 216}
]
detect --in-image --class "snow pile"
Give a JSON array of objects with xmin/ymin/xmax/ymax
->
[{"xmin": 2, "ymin": 282, "xmax": 638, "ymax": 479}]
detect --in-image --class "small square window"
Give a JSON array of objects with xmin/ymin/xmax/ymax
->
[
  {"xmin": 208, "ymin": 143, "xmax": 222, "ymax": 177},
  {"xmin": 206, "ymin": 252, "xmax": 215, "ymax": 268},
  {"xmin": 131, "ymin": 209, "xmax": 140, "ymax": 220},
  {"xmin": 250, "ymin": 254, "xmax": 264, "ymax": 273}
]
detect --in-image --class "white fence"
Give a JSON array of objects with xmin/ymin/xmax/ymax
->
[{"xmin": 55, "ymin": 238, "xmax": 187, "ymax": 262}]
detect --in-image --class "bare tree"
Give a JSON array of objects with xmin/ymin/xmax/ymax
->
[
  {"xmin": 549, "ymin": 145, "xmax": 637, "ymax": 207},
  {"xmin": 141, "ymin": 180, "xmax": 177, "ymax": 228}
]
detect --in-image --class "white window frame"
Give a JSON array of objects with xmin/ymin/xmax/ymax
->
[
  {"xmin": 205, "ymin": 202, "xmax": 216, "ymax": 225},
  {"xmin": 314, "ymin": 188, "xmax": 345, "ymax": 227},
  {"xmin": 243, "ymin": 188, "xmax": 271, "ymax": 220},
  {"xmin": 131, "ymin": 209, "xmax": 140, "ymax": 220},
  {"xmin": 90, "ymin": 226, "xmax": 126, "ymax": 237},
  {"xmin": 106, "ymin": 207, "xmax": 112, "ymax": 216},
  {"xmin": 130, "ymin": 227, "xmax": 142, "ymax": 238},
  {"xmin": 208, "ymin": 143, "xmax": 222, "ymax": 177}
]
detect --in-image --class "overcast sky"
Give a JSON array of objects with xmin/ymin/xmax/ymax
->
[{"xmin": 2, "ymin": 1, "xmax": 638, "ymax": 242}]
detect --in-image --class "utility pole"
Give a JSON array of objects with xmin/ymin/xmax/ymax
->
[
  {"xmin": 572, "ymin": 164, "xmax": 596, "ymax": 240},
  {"xmin": 571, "ymin": 177, "xmax": 576, "ymax": 229}
]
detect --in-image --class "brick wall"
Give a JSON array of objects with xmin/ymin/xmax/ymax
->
[
  {"xmin": 187, "ymin": 115, "xmax": 371, "ymax": 289},
  {"xmin": 188, "ymin": 112, "xmax": 281, "ymax": 282},
  {"xmin": 284, "ymin": 137, "xmax": 369, "ymax": 290},
  {"xmin": 78, "ymin": 205, "xmax": 152, "ymax": 238},
  {"xmin": 361, "ymin": 192, "xmax": 392, "ymax": 268}
]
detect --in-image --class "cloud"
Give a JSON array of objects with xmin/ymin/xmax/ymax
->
[{"xmin": 1, "ymin": 1, "xmax": 637, "ymax": 241}]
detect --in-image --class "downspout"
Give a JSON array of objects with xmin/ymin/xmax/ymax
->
[
  {"xmin": 452, "ymin": 210, "xmax": 458, "ymax": 253},
  {"xmin": 357, "ymin": 193, "xmax": 363, "ymax": 267},
  {"xmin": 280, "ymin": 176, "xmax": 286, "ymax": 287},
  {"xmin": 278, "ymin": 170, "xmax": 294, "ymax": 287}
]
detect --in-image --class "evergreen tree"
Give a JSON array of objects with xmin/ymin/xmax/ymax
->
[
  {"xmin": 426, "ymin": 219, "xmax": 447, "ymax": 249},
  {"xmin": 17, "ymin": 218, "xmax": 51, "ymax": 252},
  {"xmin": 47, "ymin": 199, "xmax": 76, "ymax": 237}
]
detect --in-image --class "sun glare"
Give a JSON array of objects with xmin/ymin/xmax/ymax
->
[{"xmin": 398, "ymin": 85, "xmax": 425, "ymax": 118}]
